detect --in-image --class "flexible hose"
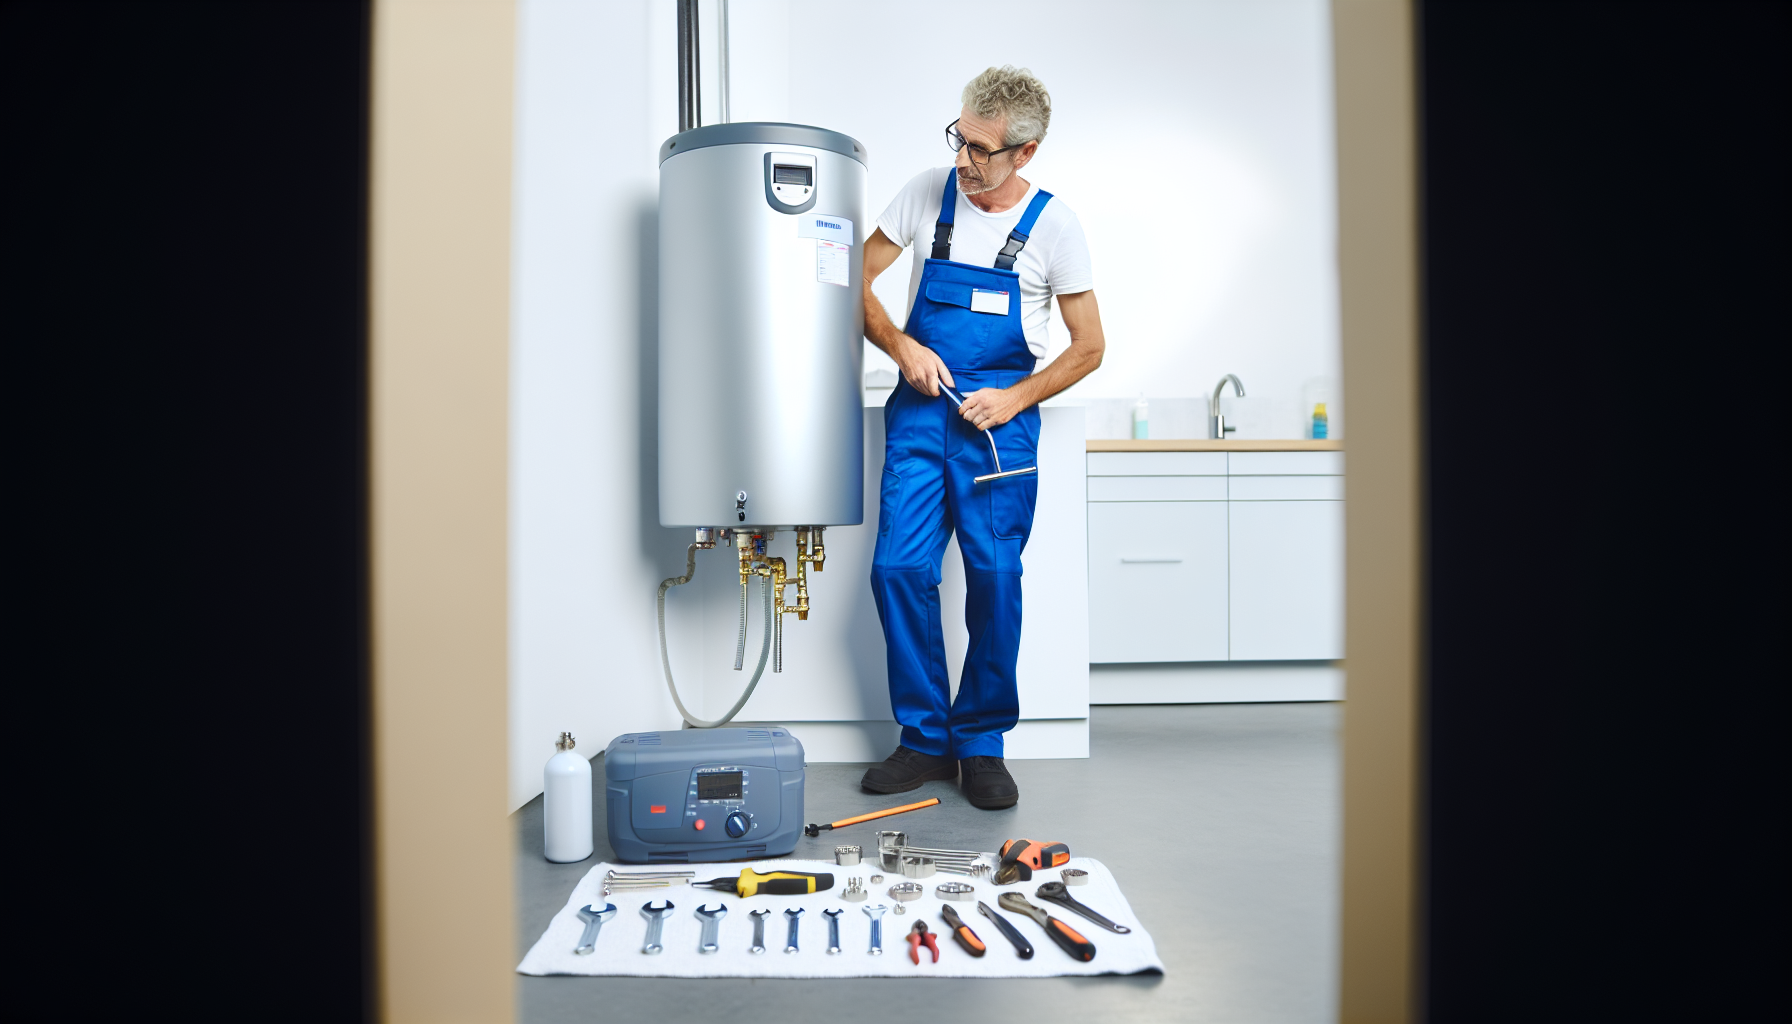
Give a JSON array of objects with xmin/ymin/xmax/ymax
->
[
  {"xmin": 734, "ymin": 574, "xmax": 748, "ymax": 670},
  {"xmin": 658, "ymin": 543, "xmax": 773, "ymax": 728}
]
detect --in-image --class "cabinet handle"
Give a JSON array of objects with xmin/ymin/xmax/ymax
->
[{"xmin": 1119, "ymin": 557, "xmax": 1183, "ymax": 564}]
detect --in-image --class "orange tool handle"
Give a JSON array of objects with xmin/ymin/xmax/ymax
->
[
  {"xmin": 951, "ymin": 925, "xmax": 987, "ymax": 957},
  {"xmin": 1044, "ymin": 916, "xmax": 1097, "ymax": 962},
  {"xmin": 827, "ymin": 797, "xmax": 940, "ymax": 830}
]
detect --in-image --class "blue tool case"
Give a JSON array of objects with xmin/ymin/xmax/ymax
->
[{"xmin": 604, "ymin": 727, "xmax": 806, "ymax": 863}]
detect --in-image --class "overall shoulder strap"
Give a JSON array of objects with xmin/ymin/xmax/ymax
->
[
  {"xmin": 992, "ymin": 188, "xmax": 1054, "ymax": 271},
  {"xmin": 929, "ymin": 169, "xmax": 957, "ymax": 260}
]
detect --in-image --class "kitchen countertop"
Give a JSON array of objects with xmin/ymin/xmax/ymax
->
[{"xmin": 1088, "ymin": 439, "xmax": 1343, "ymax": 452}]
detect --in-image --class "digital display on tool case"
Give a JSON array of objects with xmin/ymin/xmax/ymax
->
[
  {"xmin": 697, "ymin": 771, "xmax": 743, "ymax": 801},
  {"xmin": 772, "ymin": 164, "xmax": 812, "ymax": 186}
]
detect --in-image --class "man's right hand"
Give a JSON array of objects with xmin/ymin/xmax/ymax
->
[{"xmin": 893, "ymin": 336, "xmax": 956, "ymax": 397}]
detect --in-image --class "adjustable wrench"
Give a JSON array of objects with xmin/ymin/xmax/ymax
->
[
  {"xmin": 783, "ymin": 907, "xmax": 804, "ymax": 953},
  {"xmin": 694, "ymin": 903, "xmax": 727, "ymax": 954},
  {"xmin": 1034, "ymin": 881, "xmax": 1131, "ymax": 934},
  {"xmin": 863, "ymin": 903, "xmax": 888, "ymax": 956},
  {"xmin": 748, "ymin": 908, "xmax": 770, "ymax": 954},
  {"xmin": 997, "ymin": 892, "xmax": 1096, "ymax": 962},
  {"xmin": 639, "ymin": 899, "xmax": 675, "ymax": 955},
  {"xmin": 823, "ymin": 908, "xmax": 843, "ymax": 954},
  {"xmin": 573, "ymin": 903, "xmax": 616, "ymax": 955}
]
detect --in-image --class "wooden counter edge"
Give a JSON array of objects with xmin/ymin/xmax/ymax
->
[{"xmin": 1086, "ymin": 439, "xmax": 1345, "ymax": 452}]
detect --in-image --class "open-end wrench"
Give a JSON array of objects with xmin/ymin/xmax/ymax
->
[
  {"xmin": 783, "ymin": 907, "xmax": 804, "ymax": 954},
  {"xmin": 748, "ymin": 909, "xmax": 770, "ymax": 954},
  {"xmin": 1034, "ymin": 881, "xmax": 1132, "ymax": 934},
  {"xmin": 823, "ymin": 909, "xmax": 842, "ymax": 954},
  {"xmin": 863, "ymin": 904, "xmax": 887, "ymax": 955},
  {"xmin": 694, "ymin": 903, "xmax": 727, "ymax": 954},
  {"xmin": 573, "ymin": 903, "xmax": 616, "ymax": 955},
  {"xmin": 640, "ymin": 899, "xmax": 675, "ymax": 955},
  {"xmin": 998, "ymin": 892, "xmax": 1096, "ymax": 962}
]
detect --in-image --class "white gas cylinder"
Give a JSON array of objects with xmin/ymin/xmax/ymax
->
[{"xmin": 543, "ymin": 732, "xmax": 593, "ymax": 863}]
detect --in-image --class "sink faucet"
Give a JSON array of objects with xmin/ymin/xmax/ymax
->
[{"xmin": 1210, "ymin": 374, "xmax": 1246, "ymax": 439}]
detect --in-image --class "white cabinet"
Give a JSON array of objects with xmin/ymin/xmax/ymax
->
[
  {"xmin": 1228, "ymin": 499, "xmax": 1344, "ymax": 660},
  {"xmin": 1087, "ymin": 449, "xmax": 1344, "ymax": 663},
  {"xmin": 1087, "ymin": 501, "xmax": 1229, "ymax": 662}
]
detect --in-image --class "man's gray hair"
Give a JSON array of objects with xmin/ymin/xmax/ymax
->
[{"xmin": 962, "ymin": 66, "xmax": 1052, "ymax": 147}]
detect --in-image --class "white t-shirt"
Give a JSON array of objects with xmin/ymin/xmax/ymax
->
[{"xmin": 876, "ymin": 167, "xmax": 1093, "ymax": 359}]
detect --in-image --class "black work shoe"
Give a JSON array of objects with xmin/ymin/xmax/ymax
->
[
  {"xmin": 960, "ymin": 756, "xmax": 1019, "ymax": 809},
  {"xmin": 861, "ymin": 746, "xmax": 958, "ymax": 793}
]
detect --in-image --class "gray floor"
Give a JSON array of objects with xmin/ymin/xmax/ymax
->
[{"xmin": 513, "ymin": 703, "xmax": 1339, "ymax": 1024}]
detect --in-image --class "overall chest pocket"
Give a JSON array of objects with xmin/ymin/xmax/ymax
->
[{"xmin": 908, "ymin": 280, "xmax": 1003, "ymax": 359}]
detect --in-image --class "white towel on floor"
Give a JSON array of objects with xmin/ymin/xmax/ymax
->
[{"xmin": 517, "ymin": 857, "xmax": 1165, "ymax": 978}]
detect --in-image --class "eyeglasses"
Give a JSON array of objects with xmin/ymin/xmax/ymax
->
[{"xmin": 945, "ymin": 119, "xmax": 1024, "ymax": 166}]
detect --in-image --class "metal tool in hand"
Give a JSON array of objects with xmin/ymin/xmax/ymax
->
[
  {"xmin": 573, "ymin": 903, "xmax": 615, "ymax": 955},
  {"xmin": 782, "ymin": 907, "xmax": 804, "ymax": 953},
  {"xmin": 998, "ymin": 892, "xmax": 1096, "ymax": 963},
  {"xmin": 940, "ymin": 383, "xmax": 1038, "ymax": 484},
  {"xmin": 977, "ymin": 900, "xmax": 1033, "ymax": 959},
  {"xmin": 694, "ymin": 903, "xmax": 727, "ymax": 954},
  {"xmin": 939, "ymin": 904, "xmax": 986, "ymax": 957},
  {"xmin": 907, "ymin": 920, "xmax": 940, "ymax": 964},
  {"xmin": 639, "ymin": 900, "xmax": 675, "ymax": 955},
  {"xmin": 823, "ymin": 908, "xmax": 843, "ymax": 954},
  {"xmin": 863, "ymin": 904, "xmax": 888, "ymax": 955},
  {"xmin": 748, "ymin": 908, "xmax": 770, "ymax": 954},
  {"xmin": 1035, "ymin": 881, "xmax": 1131, "ymax": 934}
]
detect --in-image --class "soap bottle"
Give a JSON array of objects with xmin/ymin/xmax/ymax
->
[
  {"xmin": 1312, "ymin": 402, "xmax": 1329, "ymax": 440},
  {"xmin": 1132, "ymin": 393, "xmax": 1149, "ymax": 439},
  {"xmin": 543, "ymin": 732, "xmax": 593, "ymax": 863}
]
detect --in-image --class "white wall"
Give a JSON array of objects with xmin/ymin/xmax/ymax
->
[
  {"xmin": 731, "ymin": 0, "xmax": 1340, "ymax": 439},
  {"xmin": 509, "ymin": 0, "xmax": 690, "ymax": 811},
  {"xmin": 509, "ymin": 0, "xmax": 1338, "ymax": 808}
]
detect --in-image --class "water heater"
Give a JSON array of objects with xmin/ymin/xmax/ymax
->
[
  {"xmin": 652, "ymin": 121, "xmax": 868, "ymax": 728},
  {"xmin": 657, "ymin": 123, "xmax": 867, "ymax": 530}
]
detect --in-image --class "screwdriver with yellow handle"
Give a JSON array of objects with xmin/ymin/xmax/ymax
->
[{"xmin": 691, "ymin": 867, "xmax": 835, "ymax": 898}]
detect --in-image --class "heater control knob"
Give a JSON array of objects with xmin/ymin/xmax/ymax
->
[{"xmin": 724, "ymin": 811, "xmax": 750, "ymax": 838}]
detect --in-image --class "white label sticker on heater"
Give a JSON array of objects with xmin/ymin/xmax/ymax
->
[
  {"xmin": 816, "ymin": 240, "xmax": 850, "ymax": 287},
  {"xmin": 797, "ymin": 215, "xmax": 854, "ymax": 246},
  {"xmin": 971, "ymin": 288, "xmax": 1009, "ymax": 314}
]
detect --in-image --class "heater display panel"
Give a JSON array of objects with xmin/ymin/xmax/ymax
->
[
  {"xmin": 772, "ymin": 164, "xmax": 813, "ymax": 186},
  {"xmin": 696, "ymin": 770, "xmax": 744, "ymax": 802}
]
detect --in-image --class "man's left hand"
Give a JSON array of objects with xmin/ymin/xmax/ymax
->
[{"xmin": 956, "ymin": 387, "xmax": 1027, "ymax": 431}]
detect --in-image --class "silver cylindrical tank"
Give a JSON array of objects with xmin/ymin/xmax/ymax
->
[{"xmin": 658, "ymin": 123, "xmax": 867, "ymax": 529}]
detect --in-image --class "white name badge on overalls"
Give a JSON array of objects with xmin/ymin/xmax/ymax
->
[{"xmin": 971, "ymin": 288, "xmax": 1010, "ymax": 315}]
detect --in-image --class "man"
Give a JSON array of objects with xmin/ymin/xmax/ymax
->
[{"xmin": 860, "ymin": 66, "xmax": 1106, "ymax": 809}]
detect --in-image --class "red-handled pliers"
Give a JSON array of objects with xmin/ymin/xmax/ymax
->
[{"xmin": 908, "ymin": 920, "xmax": 940, "ymax": 964}]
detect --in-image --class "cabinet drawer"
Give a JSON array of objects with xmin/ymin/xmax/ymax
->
[
  {"xmin": 1089, "ymin": 476, "xmax": 1229, "ymax": 502},
  {"xmin": 1228, "ymin": 451, "xmax": 1344, "ymax": 476},
  {"xmin": 1227, "ymin": 476, "xmax": 1345, "ymax": 501},
  {"xmin": 1088, "ymin": 502, "xmax": 1228, "ymax": 662},
  {"xmin": 1088, "ymin": 451, "xmax": 1227, "ymax": 476}
]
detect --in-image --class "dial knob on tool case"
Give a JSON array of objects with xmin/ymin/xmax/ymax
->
[{"xmin": 725, "ymin": 811, "xmax": 750, "ymax": 838}]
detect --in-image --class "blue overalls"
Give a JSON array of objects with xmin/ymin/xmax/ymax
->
[{"xmin": 871, "ymin": 169, "xmax": 1054, "ymax": 759}]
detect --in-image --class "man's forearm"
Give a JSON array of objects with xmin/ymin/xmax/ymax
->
[
  {"xmin": 1008, "ymin": 340, "xmax": 1102, "ymax": 409},
  {"xmin": 863, "ymin": 287, "xmax": 910, "ymax": 360}
]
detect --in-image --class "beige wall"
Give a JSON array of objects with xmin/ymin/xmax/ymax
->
[
  {"xmin": 1333, "ymin": 1, "xmax": 1421, "ymax": 1021},
  {"xmin": 370, "ymin": 1, "xmax": 517, "ymax": 1020}
]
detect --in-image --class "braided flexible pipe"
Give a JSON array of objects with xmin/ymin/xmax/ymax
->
[{"xmin": 658, "ymin": 543, "xmax": 773, "ymax": 728}]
